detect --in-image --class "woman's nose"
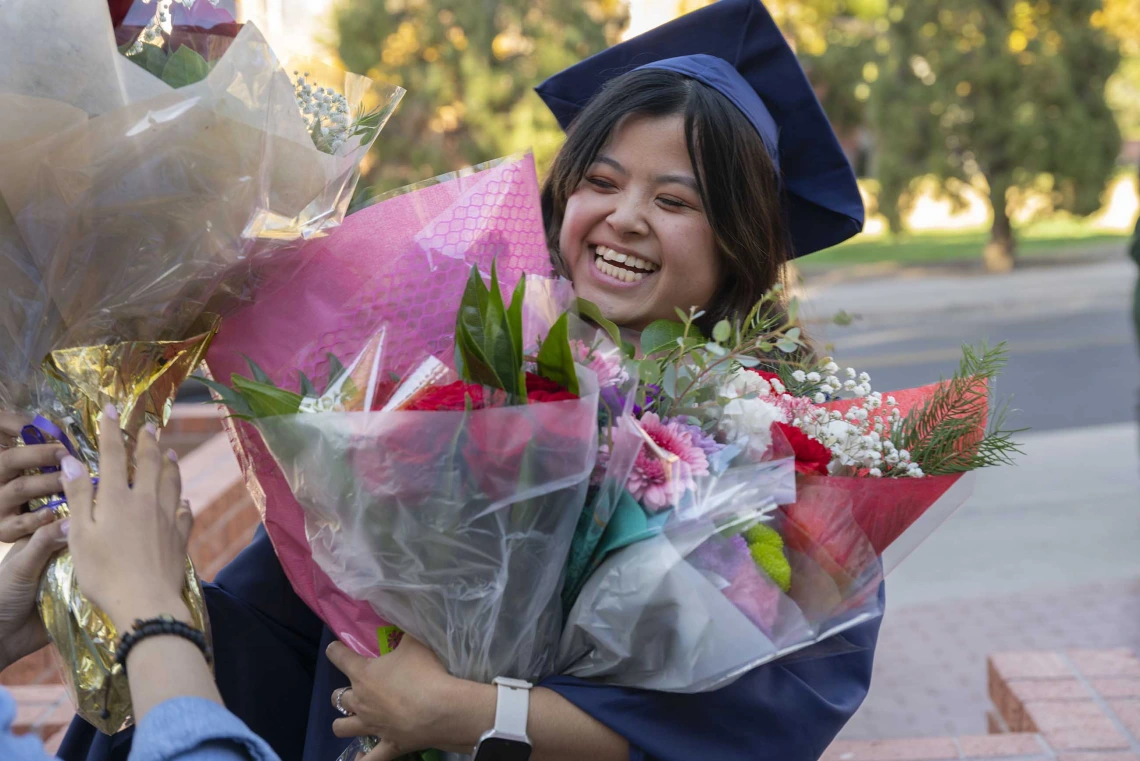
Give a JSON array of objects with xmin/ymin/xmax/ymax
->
[{"xmin": 605, "ymin": 194, "xmax": 650, "ymax": 237}]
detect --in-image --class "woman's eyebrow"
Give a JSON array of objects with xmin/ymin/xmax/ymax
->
[
  {"xmin": 655, "ymin": 173, "xmax": 699, "ymax": 192},
  {"xmin": 594, "ymin": 154, "xmax": 628, "ymax": 175}
]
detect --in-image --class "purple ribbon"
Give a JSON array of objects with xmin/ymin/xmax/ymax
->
[{"xmin": 20, "ymin": 415, "xmax": 98, "ymax": 514}]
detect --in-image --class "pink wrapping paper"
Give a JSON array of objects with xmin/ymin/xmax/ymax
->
[{"xmin": 205, "ymin": 155, "xmax": 557, "ymax": 654}]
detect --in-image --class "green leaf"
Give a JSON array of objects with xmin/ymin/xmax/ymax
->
[
  {"xmin": 787, "ymin": 298, "xmax": 800, "ymax": 325},
  {"xmin": 244, "ymin": 355, "xmax": 272, "ymax": 385},
  {"xmin": 455, "ymin": 267, "xmax": 491, "ymax": 381},
  {"xmin": 661, "ymin": 364, "xmax": 678, "ymax": 398},
  {"xmin": 161, "ymin": 44, "xmax": 210, "ymax": 88},
  {"xmin": 506, "ymin": 274, "xmax": 527, "ymax": 386},
  {"xmin": 483, "ymin": 263, "xmax": 522, "ymax": 395},
  {"xmin": 833, "ymin": 310, "xmax": 854, "ymax": 327},
  {"xmin": 325, "ymin": 353, "xmax": 347, "ymax": 391},
  {"xmin": 125, "ymin": 43, "xmax": 169, "ymax": 79},
  {"xmin": 712, "ymin": 319, "xmax": 732, "ymax": 343},
  {"xmin": 231, "ymin": 375, "xmax": 304, "ymax": 418},
  {"xmin": 785, "ymin": 327, "xmax": 802, "ymax": 342},
  {"xmin": 298, "ymin": 371, "xmax": 317, "ymax": 398},
  {"xmin": 775, "ymin": 338, "xmax": 798, "ymax": 354},
  {"xmin": 536, "ymin": 312, "xmax": 580, "ymax": 397},
  {"xmin": 196, "ymin": 376, "xmax": 254, "ymax": 418},
  {"xmin": 638, "ymin": 359, "xmax": 662, "ymax": 385},
  {"xmin": 575, "ymin": 297, "xmax": 624, "ymax": 350},
  {"xmin": 673, "ymin": 306, "xmax": 691, "ymax": 323},
  {"xmin": 640, "ymin": 320, "xmax": 688, "ymax": 356},
  {"xmin": 456, "ymin": 318, "xmax": 505, "ymax": 390}
]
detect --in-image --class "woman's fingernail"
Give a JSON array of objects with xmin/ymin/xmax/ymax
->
[
  {"xmin": 145, "ymin": 422, "xmax": 157, "ymax": 437},
  {"xmin": 61, "ymin": 456, "xmax": 85, "ymax": 482},
  {"xmin": 59, "ymin": 519, "xmax": 70, "ymax": 537},
  {"xmin": 166, "ymin": 449, "xmax": 178, "ymax": 463},
  {"xmin": 55, "ymin": 447, "xmax": 67, "ymax": 462},
  {"xmin": 103, "ymin": 404, "xmax": 119, "ymax": 421}
]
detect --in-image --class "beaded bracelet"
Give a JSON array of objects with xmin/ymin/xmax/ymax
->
[{"xmin": 114, "ymin": 615, "xmax": 213, "ymax": 677}]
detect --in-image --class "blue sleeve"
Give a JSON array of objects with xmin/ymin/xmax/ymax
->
[
  {"xmin": 128, "ymin": 697, "xmax": 279, "ymax": 761},
  {"xmin": 0, "ymin": 687, "xmax": 55, "ymax": 761},
  {"xmin": 540, "ymin": 585, "xmax": 884, "ymax": 761}
]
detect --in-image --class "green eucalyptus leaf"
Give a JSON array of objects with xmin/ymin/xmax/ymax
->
[
  {"xmin": 638, "ymin": 359, "xmax": 662, "ymax": 385},
  {"xmin": 640, "ymin": 320, "xmax": 688, "ymax": 356},
  {"xmin": 737, "ymin": 355, "xmax": 762, "ymax": 368},
  {"xmin": 662, "ymin": 364, "xmax": 678, "ymax": 398},
  {"xmin": 776, "ymin": 338, "xmax": 798, "ymax": 354},
  {"xmin": 785, "ymin": 327, "xmax": 802, "ymax": 342},
  {"xmin": 161, "ymin": 44, "xmax": 210, "ymax": 88},
  {"xmin": 673, "ymin": 306, "xmax": 691, "ymax": 323},
  {"xmin": 712, "ymin": 319, "xmax": 731, "ymax": 343},
  {"xmin": 535, "ymin": 312, "xmax": 580, "ymax": 397},
  {"xmin": 704, "ymin": 342, "xmax": 727, "ymax": 356},
  {"xmin": 787, "ymin": 298, "xmax": 800, "ymax": 324}
]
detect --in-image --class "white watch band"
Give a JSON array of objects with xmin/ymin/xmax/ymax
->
[{"xmin": 491, "ymin": 677, "xmax": 532, "ymax": 740}]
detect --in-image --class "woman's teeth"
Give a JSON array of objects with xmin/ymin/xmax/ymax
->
[{"xmin": 594, "ymin": 245, "xmax": 658, "ymax": 283}]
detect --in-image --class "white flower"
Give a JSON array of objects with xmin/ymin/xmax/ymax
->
[
  {"xmin": 858, "ymin": 372, "xmax": 871, "ymax": 384},
  {"xmin": 823, "ymin": 361, "xmax": 839, "ymax": 374},
  {"xmin": 806, "ymin": 371, "xmax": 822, "ymax": 383},
  {"xmin": 722, "ymin": 368, "xmax": 772, "ymax": 400},
  {"xmin": 869, "ymin": 467, "xmax": 883, "ymax": 477},
  {"xmin": 845, "ymin": 367, "xmax": 857, "ymax": 379},
  {"xmin": 719, "ymin": 397, "xmax": 784, "ymax": 452},
  {"xmin": 792, "ymin": 370, "xmax": 807, "ymax": 383},
  {"xmin": 770, "ymin": 378, "xmax": 786, "ymax": 395},
  {"xmin": 887, "ymin": 396, "xmax": 898, "ymax": 406},
  {"xmin": 813, "ymin": 392, "xmax": 826, "ymax": 404}
]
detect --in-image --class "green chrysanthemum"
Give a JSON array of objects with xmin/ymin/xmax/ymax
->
[{"xmin": 744, "ymin": 524, "xmax": 792, "ymax": 592}]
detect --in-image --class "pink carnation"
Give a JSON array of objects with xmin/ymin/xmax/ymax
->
[
  {"xmin": 627, "ymin": 412, "xmax": 710, "ymax": 512},
  {"xmin": 571, "ymin": 340, "xmax": 628, "ymax": 388}
]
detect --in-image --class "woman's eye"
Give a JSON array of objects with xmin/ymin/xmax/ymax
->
[
  {"xmin": 658, "ymin": 196, "xmax": 688, "ymax": 209},
  {"xmin": 586, "ymin": 177, "xmax": 616, "ymax": 190}
]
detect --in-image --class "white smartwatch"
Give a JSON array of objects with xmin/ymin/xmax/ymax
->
[{"xmin": 472, "ymin": 677, "xmax": 533, "ymax": 761}]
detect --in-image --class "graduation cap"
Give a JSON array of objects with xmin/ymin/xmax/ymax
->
[{"xmin": 535, "ymin": 0, "xmax": 863, "ymax": 256}]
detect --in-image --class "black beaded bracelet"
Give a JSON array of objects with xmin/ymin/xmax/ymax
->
[{"xmin": 114, "ymin": 615, "xmax": 213, "ymax": 676}]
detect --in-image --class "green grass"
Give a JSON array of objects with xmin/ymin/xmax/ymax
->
[{"xmin": 801, "ymin": 219, "xmax": 1133, "ymax": 270}]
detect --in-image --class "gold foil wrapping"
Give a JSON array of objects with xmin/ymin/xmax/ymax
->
[{"xmin": 33, "ymin": 318, "xmax": 219, "ymax": 733}]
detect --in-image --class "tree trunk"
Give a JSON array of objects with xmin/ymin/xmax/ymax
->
[{"xmin": 984, "ymin": 177, "xmax": 1016, "ymax": 273}]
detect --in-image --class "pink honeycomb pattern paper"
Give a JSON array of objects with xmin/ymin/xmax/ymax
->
[{"xmin": 205, "ymin": 155, "xmax": 557, "ymax": 655}]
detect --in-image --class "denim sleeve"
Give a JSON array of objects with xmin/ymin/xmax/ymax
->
[
  {"xmin": 128, "ymin": 697, "xmax": 280, "ymax": 761},
  {"xmin": 0, "ymin": 687, "xmax": 54, "ymax": 761}
]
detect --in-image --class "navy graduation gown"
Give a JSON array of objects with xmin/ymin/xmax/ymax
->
[{"xmin": 58, "ymin": 527, "xmax": 881, "ymax": 761}]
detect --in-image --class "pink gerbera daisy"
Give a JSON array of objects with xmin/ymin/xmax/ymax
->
[{"xmin": 627, "ymin": 412, "xmax": 711, "ymax": 512}]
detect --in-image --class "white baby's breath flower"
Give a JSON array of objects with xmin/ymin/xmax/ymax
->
[
  {"xmin": 792, "ymin": 370, "xmax": 807, "ymax": 383},
  {"xmin": 813, "ymin": 392, "xmax": 826, "ymax": 404},
  {"xmin": 806, "ymin": 371, "xmax": 822, "ymax": 383}
]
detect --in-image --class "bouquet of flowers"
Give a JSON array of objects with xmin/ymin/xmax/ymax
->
[
  {"xmin": 208, "ymin": 264, "xmax": 601, "ymax": 686},
  {"xmin": 0, "ymin": 0, "xmax": 401, "ymax": 730},
  {"xmin": 555, "ymin": 297, "xmax": 1021, "ymax": 692}
]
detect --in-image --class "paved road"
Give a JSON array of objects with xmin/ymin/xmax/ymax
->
[{"xmin": 798, "ymin": 254, "xmax": 1140, "ymax": 740}]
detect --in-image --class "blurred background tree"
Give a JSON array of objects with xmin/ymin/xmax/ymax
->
[
  {"xmin": 868, "ymin": 0, "xmax": 1121, "ymax": 271},
  {"xmin": 334, "ymin": 0, "xmax": 627, "ymax": 200}
]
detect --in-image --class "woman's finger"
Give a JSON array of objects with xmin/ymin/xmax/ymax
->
[
  {"xmin": 0, "ymin": 412, "xmax": 31, "ymax": 438},
  {"xmin": 174, "ymin": 500, "xmax": 194, "ymax": 545},
  {"xmin": 7, "ymin": 520, "xmax": 69, "ymax": 585},
  {"xmin": 96, "ymin": 405, "xmax": 126, "ymax": 491},
  {"xmin": 60, "ymin": 456, "xmax": 95, "ymax": 528},
  {"xmin": 326, "ymin": 641, "xmax": 369, "ymax": 681},
  {"xmin": 132, "ymin": 422, "xmax": 162, "ymax": 498},
  {"xmin": 0, "ymin": 472, "xmax": 64, "ymax": 515},
  {"xmin": 331, "ymin": 716, "xmax": 370, "ymax": 739},
  {"xmin": 0, "ymin": 507, "xmax": 57, "ymax": 544},
  {"xmin": 361, "ymin": 739, "xmax": 404, "ymax": 761},
  {"xmin": 157, "ymin": 450, "xmax": 182, "ymax": 519},
  {"xmin": 0, "ymin": 443, "xmax": 66, "ymax": 484}
]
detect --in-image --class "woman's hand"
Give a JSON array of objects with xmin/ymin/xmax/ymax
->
[
  {"xmin": 0, "ymin": 412, "xmax": 66, "ymax": 543},
  {"xmin": 326, "ymin": 637, "xmax": 496, "ymax": 760},
  {"xmin": 62, "ymin": 404, "xmax": 194, "ymax": 631},
  {"xmin": 0, "ymin": 521, "xmax": 69, "ymax": 670}
]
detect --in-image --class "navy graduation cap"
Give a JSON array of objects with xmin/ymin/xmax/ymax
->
[{"xmin": 535, "ymin": 0, "xmax": 864, "ymax": 256}]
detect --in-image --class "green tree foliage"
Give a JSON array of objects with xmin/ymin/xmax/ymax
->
[
  {"xmin": 868, "ymin": 0, "xmax": 1121, "ymax": 270},
  {"xmin": 334, "ymin": 0, "xmax": 627, "ymax": 198}
]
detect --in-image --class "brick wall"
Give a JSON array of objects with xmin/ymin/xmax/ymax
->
[{"xmin": 824, "ymin": 648, "xmax": 1140, "ymax": 761}]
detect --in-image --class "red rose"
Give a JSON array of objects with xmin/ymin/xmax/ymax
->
[
  {"xmin": 774, "ymin": 422, "xmax": 831, "ymax": 476},
  {"xmin": 406, "ymin": 381, "xmax": 485, "ymax": 411},
  {"xmin": 525, "ymin": 373, "xmax": 578, "ymax": 404},
  {"xmin": 747, "ymin": 369, "xmax": 782, "ymax": 385}
]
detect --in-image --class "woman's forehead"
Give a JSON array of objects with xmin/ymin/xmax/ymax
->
[{"xmin": 597, "ymin": 114, "xmax": 694, "ymax": 175}]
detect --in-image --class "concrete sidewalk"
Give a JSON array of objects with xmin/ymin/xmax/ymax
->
[{"xmin": 840, "ymin": 422, "xmax": 1140, "ymax": 740}]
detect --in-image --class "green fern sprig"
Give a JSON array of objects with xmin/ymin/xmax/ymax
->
[{"xmin": 889, "ymin": 343, "xmax": 1024, "ymax": 475}]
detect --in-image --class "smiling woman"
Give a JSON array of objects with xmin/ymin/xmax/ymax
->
[{"xmin": 543, "ymin": 69, "xmax": 788, "ymax": 333}]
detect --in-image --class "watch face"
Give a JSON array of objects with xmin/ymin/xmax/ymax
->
[{"xmin": 473, "ymin": 737, "xmax": 532, "ymax": 761}]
